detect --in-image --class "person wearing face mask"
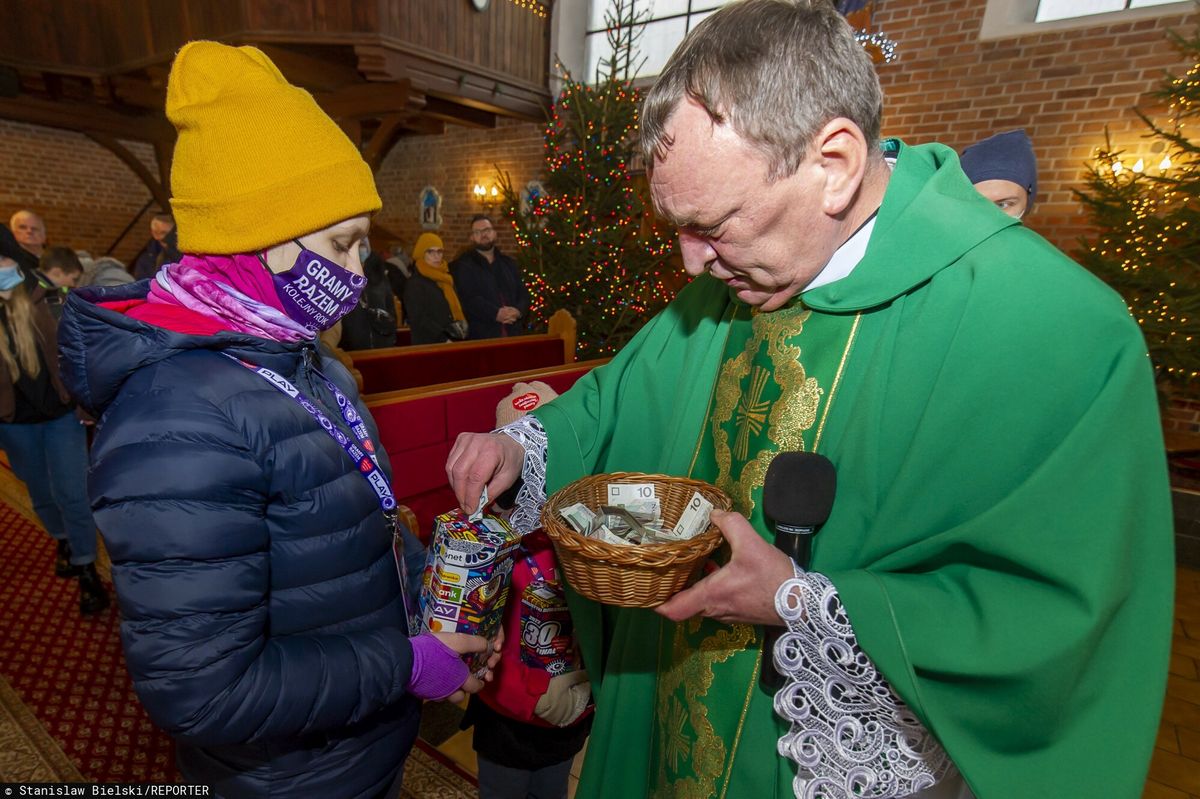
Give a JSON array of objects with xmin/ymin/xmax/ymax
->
[
  {"xmin": 404, "ymin": 233, "xmax": 468, "ymax": 344},
  {"xmin": 0, "ymin": 255, "xmax": 108, "ymax": 616},
  {"xmin": 959, "ymin": 129, "xmax": 1038, "ymax": 220},
  {"xmin": 56, "ymin": 42, "xmax": 495, "ymax": 799}
]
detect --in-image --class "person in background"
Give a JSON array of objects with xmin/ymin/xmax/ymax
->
[
  {"xmin": 406, "ymin": 233, "xmax": 468, "ymax": 344},
  {"xmin": 0, "ymin": 254, "xmax": 108, "ymax": 616},
  {"xmin": 464, "ymin": 380, "xmax": 594, "ymax": 799},
  {"xmin": 959, "ymin": 128, "xmax": 1038, "ymax": 219},
  {"xmin": 76, "ymin": 252, "xmax": 135, "ymax": 288},
  {"xmin": 384, "ymin": 241, "xmax": 412, "ymax": 330},
  {"xmin": 339, "ymin": 237, "xmax": 399, "ymax": 350},
  {"xmin": 131, "ymin": 212, "xmax": 181, "ymax": 281},
  {"xmin": 9, "ymin": 210, "xmax": 47, "ymax": 267},
  {"xmin": 3, "ymin": 222, "xmax": 40, "ymax": 278},
  {"xmin": 451, "ymin": 214, "xmax": 529, "ymax": 339},
  {"xmin": 36, "ymin": 246, "xmax": 84, "ymax": 321},
  {"xmin": 57, "ymin": 41, "xmax": 495, "ymax": 798}
]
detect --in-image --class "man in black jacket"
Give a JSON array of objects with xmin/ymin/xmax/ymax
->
[{"xmin": 450, "ymin": 214, "xmax": 530, "ymax": 339}]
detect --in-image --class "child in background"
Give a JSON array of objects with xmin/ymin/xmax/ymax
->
[{"xmin": 464, "ymin": 381, "xmax": 593, "ymax": 799}]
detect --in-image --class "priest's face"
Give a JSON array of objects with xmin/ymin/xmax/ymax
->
[{"xmin": 649, "ymin": 99, "xmax": 842, "ymax": 312}]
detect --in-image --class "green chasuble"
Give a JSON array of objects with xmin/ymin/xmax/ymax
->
[{"xmin": 532, "ymin": 141, "xmax": 1174, "ymax": 799}]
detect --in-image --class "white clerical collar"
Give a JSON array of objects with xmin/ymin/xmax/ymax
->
[
  {"xmin": 804, "ymin": 213, "xmax": 876, "ymax": 292},
  {"xmin": 802, "ymin": 154, "xmax": 896, "ymax": 293}
]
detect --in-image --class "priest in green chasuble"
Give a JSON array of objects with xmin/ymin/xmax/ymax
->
[{"xmin": 446, "ymin": 2, "xmax": 1174, "ymax": 797}]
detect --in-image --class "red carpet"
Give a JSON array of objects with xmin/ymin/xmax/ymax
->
[{"xmin": 0, "ymin": 501, "xmax": 179, "ymax": 782}]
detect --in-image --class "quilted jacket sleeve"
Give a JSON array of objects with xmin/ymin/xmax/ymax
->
[{"xmin": 89, "ymin": 375, "xmax": 415, "ymax": 747}]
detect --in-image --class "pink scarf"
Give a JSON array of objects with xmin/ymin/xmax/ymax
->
[{"xmin": 148, "ymin": 253, "xmax": 311, "ymax": 342}]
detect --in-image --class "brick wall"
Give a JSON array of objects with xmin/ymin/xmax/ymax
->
[
  {"xmin": 373, "ymin": 116, "xmax": 547, "ymax": 258},
  {"xmin": 0, "ymin": 120, "xmax": 160, "ymax": 267},
  {"xmin": 874, "ymin": 0, "xmax": 1200, "ymax": 252}
]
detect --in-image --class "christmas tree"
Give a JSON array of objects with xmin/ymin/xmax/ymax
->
[
  {"xmin": 1075, "ymin": 28, "xmax": 1200, "ymax": 390},
  {"xmin": 497, "ymin": 0, "xmax": 679, "ymax": 358}
]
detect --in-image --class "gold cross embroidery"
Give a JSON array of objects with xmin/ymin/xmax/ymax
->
[
  {"xmin": 664, "ymin": 697, "xmax": 692, "ymax": 774},
  {"xmin": 734, "ymin": 366, "xmax": 771, "ymax": 462}
]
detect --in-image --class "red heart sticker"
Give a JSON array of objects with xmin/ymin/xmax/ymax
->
[{"xmin": 512, "ymin": 392, "xmax": 540, "ymax": 411}]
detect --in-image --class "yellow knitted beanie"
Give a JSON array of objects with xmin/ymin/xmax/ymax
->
[{"xmin": 165, "ymin": 41, "xmax": 381, "ymax": 254}]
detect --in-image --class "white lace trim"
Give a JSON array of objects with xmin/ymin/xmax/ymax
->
[
  {"xmin": 774, "ymin": 567, "xmax": 953, "ymax": 799},
  {"xmin": 496, "ymin": 415, "xmax": 548, "ymax": 535}
]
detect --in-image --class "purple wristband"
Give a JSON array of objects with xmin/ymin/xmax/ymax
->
[{"xmin": 407, "ymin": 633, "xmax": 471, "ymax": 701}]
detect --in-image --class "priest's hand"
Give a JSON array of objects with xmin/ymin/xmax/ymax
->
[
  {"xmin": 447, "ymin": 432, "xmax": 525, "ymax": 512},
  {"xmin": 656, "ymin": 510, "xmax": 794, "ymax": 627}
]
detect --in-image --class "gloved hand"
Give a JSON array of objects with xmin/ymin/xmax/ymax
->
[
  {"xmin": 533, "ymin": 669, "xmax": 592, "ymax": 727},
  {"xmin": 407, "ymin": 633, "xmax": 471, "ymax": 701}
]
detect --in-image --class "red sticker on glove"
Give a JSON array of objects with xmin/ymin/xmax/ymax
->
[{"xmin": 512, "ymin": 392, "xmax": 540, "ymax": 411}]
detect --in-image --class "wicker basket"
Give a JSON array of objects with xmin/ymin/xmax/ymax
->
[{"xmin": 542, "ymin": 472, "xmax": 732, "ymax": 608}]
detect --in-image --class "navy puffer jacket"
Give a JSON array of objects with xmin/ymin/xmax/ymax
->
[{"xmin": 58, "ymin": 283, "xmax": 420, "ymax": 799}]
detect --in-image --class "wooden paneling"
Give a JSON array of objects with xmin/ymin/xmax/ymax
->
[{"xmin": 0, "ymin": 0, "xmax": 551, "ymax": 134}]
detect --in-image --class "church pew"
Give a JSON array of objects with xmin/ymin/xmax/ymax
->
[
  {"xmin": 347, "ymin": 309, "xmax": 577, "ymax": 393},
  {"xmin": 366, "ymin": 357, "xmax": 608, "ymax": 541}
]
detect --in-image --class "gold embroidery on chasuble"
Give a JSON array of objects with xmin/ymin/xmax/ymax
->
[
  {"xmin": 712, "ymin": 305, "xmax": 823, "ymax": 517},
  {"xmin": 651, "ymin": 303, "xmax": 827, "ymax": 799}
]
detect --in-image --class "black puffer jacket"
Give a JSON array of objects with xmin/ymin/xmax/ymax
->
[{"xmin": 58, "ymin": 283, "xmax": 419, "ymax": 799}]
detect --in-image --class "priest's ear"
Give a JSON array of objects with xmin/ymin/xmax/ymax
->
[{"xmin": 810, "ymin": 117, "xmax": 872, "ymax": 218}]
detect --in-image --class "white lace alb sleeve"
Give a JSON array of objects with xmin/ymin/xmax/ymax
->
[
  {"xmin": 773, "ymin": 566, "xmax": 957, "ymax": 799},
  {"xmin": 496, "ymin": 415, "xmax": 548, "ymax": 535}
]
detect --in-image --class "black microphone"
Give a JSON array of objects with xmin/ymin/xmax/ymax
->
[{"xmin": 759, "ymin": 452, "xmax": 837, "ymax": 692}]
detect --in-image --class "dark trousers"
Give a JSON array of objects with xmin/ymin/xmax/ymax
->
[{"xmin": 476, "ymin": 755, "xmax": 574, "ymax": 799}]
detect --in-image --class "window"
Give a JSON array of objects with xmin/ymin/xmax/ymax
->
[
  {"xmin": 583, "ymin": 1, "xmax": 733, "ymax": 83},
  {"xmin": 980, "ymin": 0, "xmax": 1191, "ymax": 40},
  {"xmin": 1036, "ymin": 0, "xmax": 1184, "ymax": 23}
]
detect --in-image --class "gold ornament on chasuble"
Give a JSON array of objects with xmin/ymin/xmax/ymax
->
[
  {"xmin": 711, "ymin": 304, "xmax": 824, "ymax": 518},
  {"xmin": 651, "ymin": 303, "xmax": 859, "ymax": 799}
]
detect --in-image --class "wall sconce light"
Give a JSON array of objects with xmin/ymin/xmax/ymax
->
[{"xmin": 473, "ymin": 183, "xmax": 500, "ymax": 208}]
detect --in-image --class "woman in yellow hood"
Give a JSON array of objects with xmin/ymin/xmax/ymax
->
[{"xmin": 405, "ymin": 232, "xmax": 468, "ymax": 343}]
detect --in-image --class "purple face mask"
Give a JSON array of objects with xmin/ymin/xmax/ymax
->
[{"xmin": 268, "ymin": 241, "xmax": 367, "ymax": 333}]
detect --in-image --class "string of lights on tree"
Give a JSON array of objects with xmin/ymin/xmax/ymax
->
[
  {"xmin": 496, "ymin": 0, "xmax": 680, "ymax": 357},
  {"xmin": 1076, "ymin": 29, "xmax": 1200, "ymax": 388}
]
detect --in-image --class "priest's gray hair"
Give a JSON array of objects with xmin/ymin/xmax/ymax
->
[{"xmin": 640, "ymin": 0, "xmax": 883, "ymax": 182}]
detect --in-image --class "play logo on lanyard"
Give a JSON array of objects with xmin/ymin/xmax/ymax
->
[{"xmin": 272, "ymin": 246, "xmax": 366, "ymax": 332}]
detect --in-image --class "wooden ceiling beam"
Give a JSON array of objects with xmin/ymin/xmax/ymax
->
[
  {"xmin": 86, "ymin": 132, "xmax": 172, "ymax": 211},
  {"xmin": 422, "ymin": 95, "xmax": 497, "ymax": 129},
  {"xmin": 0, "ymin": 94, "xmax": 173, "ymax": 142},
  {"xmin": 316, "ymin": 80, "xmax": 417, "ymax": 120},
  {"xmin": 255, "ymin": 44, "xmax": 363, "ymax": 93},
  {"xmin": 362, "ymin": 113, "xmax": 406, "ymax": 173},
  {"xmin": 108, "ymin": 75, "xmax": 166, "ymax": 110}
]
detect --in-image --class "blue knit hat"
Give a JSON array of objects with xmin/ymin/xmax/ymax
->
[{"xmin": 960, "ymin": 129, "xmax": 1038, "ymax": 206}]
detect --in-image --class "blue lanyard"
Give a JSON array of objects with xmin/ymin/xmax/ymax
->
[
  {"xmin": 225, "ymin": 355, "xmax": 396, "ymax": 512},
  {"xmin": 225, "ymin": 354, "xmax": 414, "ymax": 633}
]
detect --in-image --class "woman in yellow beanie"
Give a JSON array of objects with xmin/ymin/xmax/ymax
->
[
  {"xmin": 57, "ymin": 41, "xmax": 494, "ymax": 799},
  {"xmin": 405, "ymin": 232, "xmax": 468, "ymax": 344}
]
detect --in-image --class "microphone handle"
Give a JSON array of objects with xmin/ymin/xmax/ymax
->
[{"xmin": 760, "ymin": 528, "xmax": 815, "ymax": 693}]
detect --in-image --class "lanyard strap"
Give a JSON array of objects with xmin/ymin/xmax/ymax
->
[
  {"xmin": 223, "ymin": 354, "xmax": 396, "ymax": 513},
  {"xmin": 520, "ymin": 543, "xmax": 552, "ymax": 584}
]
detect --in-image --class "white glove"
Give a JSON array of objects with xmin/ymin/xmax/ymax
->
[{"xmin": 533, "ymin": 669, "xmax": 591, "ymax": 727}]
